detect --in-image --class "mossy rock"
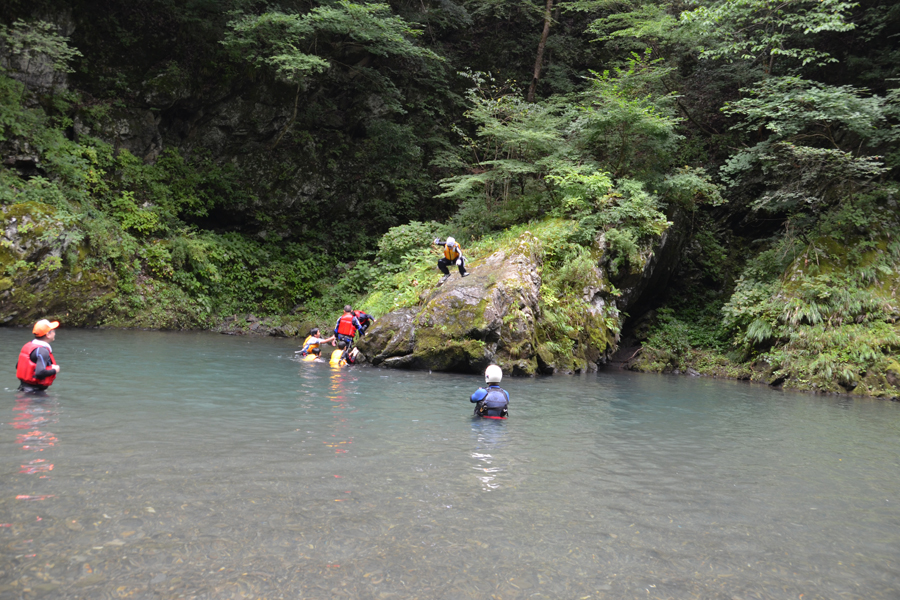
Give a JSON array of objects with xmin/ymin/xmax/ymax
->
[
  {"xmin": 0, "ymin": 202, "xmax": 117, "ymax": 326},
  {"xmin": 886, "ymin": 360, "xmax": 900, "ymax": 387},
  {"xmin": 360, "ymin": 227, "xmax": 623, "ymax": 376}
]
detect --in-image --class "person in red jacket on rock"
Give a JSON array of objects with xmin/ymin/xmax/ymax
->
[
  {"xmin": 16, "ymin": 319, "xmax": 61, "ymax": 393},
  {"xmin": 334, "ymin": 305, "xmax": 362, "ymax": 349},
  {"xmin": 351, "ymin": 309, "xmax": 376, "ymax": 336}
]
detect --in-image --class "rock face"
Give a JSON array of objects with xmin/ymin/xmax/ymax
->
[
  {"xmin": 0, "ymin": 13, "xmax": 76, "ymax": 95},
  {"xmin": 358, "ymin": 216, "xmax": 693, "ymax": 376},
  {"xmin": 611, "ymin": 206, "xmax": 690, "ymax": 313},
  {"xmin": 358, "ymin": 233, "xmax": 545, "ymax": 374},
  {"xmin": 358, "ymin": 230, "xmax": 628, "ymax": 375},
  {"xmin": 0, "ymin": 202, "xmax": 116, "ymax": 326}
]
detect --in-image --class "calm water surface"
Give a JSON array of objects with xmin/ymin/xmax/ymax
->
[{"xmin": 1, "ymin": 329, "xmax": 898, "ymax": 599}]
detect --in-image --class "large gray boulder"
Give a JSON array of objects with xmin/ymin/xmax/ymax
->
[
  {"xmin": 358, "ymin": 235, "xmax": 543, "ymax": 374},
  {"xmin": 357, "ymin": 230, "xmax": 627, "ymax": 375},
  {"xmin": 357, "ymin": 209, "xmax": 694, "ymax": 376}
]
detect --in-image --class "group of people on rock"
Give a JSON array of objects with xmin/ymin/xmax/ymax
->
[
  {"xmin": 296, "ymin": 235, "xmax": 469, "ymax": 367},
  {"xmin": 298, "ymin": 305, "xmax": 375, "ymax": 367}
]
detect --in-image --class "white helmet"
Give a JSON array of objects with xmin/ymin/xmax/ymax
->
[
  {"xmin": 485, "ymin": 364, "xmax": 502, "ymax": 384},
  {"xmin": 446, "ymin": 236, "xmax": 456, "ymax": 246}
]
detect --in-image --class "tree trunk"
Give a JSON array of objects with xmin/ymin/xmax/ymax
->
[
  {"xmin": 271, "ymin": 83, "xmax": 302, "ymax": 150},
  {"xmin": 526, "ymin": 0, "xmax": 554, "ymax": 103}
]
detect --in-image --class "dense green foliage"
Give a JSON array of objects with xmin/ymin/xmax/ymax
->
[
  {"xmin": 1, "ymin": 0, "xmax": 899, "ymax": 395},
  {"xmin": 0, "ymin": 69, "xmax": 331, "ymax": 327}
]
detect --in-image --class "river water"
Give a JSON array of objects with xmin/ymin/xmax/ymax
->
[{"xmin": 0, "ymin": 329, "xmax": 898, "ymax": 599}]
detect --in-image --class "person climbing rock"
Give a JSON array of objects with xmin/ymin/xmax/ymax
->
[
  {"xmin": 351, "ymin": 309, "xmax": 376, "ymax": 336},
  {"xmin": 470, "ymin": 364, "xmax": 509, "ymax": 418},
  {"xmin": 433, "ymin": 236, "xmax": 469, "ymax": 284},
  {"xmin": 16, "ymin": 319, "xmax": 61, "ymax": 393},
  {"xmin": 333, "ymin": 305, "xmax": 362, "ymax": 349},
  {"xmin": 298, "ymin": 327, "xmax": 335, "ymax": 357}
]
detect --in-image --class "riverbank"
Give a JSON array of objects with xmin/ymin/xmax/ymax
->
[
  {"xmin": 609, "ymin": 343, "xmax": 900, "ymax": 401},
  {"xmin": 4, "ymin": 311, "xmax": 898, "ymax": 401}
]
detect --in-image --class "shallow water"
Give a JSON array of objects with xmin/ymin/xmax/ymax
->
[{"xmin": 1, "ymin": 328, "xmax": 898, "ymax": 599}]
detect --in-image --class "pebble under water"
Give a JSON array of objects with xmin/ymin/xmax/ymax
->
[{"xmin": 1, "ymin": 328, "xmax": 898, "ymax": 599}]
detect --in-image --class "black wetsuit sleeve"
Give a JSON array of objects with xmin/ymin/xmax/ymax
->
[{"xmin": 30, "ymin": 348, "xmax": 56, "ymax": 379}]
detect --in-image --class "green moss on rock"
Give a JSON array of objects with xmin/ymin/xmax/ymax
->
[{"xmin": 1, "ymin": 202, "xmax": 118, "ymax": 326}]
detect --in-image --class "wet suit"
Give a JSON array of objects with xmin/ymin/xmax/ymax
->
[
  {"xmin": 334, "ymin": 314, "xmax": 362, "ymax": 348},
  {"xmin": 470, "ymin": 384, "xmax": 509, "ymax": 418}
]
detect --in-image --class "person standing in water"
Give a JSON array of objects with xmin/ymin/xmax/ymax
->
[
  {"xmin": 433, "ymin": 236, "xmax": 469, "ymax": 284},
  {"xmin": 16, "ymin": 319, "xmax": 61, "ymax": 393},
  {"xmin": 470, "ymin": 365, "xmax": 509, "ymax": 418}
]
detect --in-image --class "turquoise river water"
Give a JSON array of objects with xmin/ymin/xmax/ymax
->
[{"xmin": 0, "ymin": 328, "xmax": 898, "ymax": 599}]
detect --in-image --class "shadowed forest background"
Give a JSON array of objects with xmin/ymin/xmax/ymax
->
[{"xmin": 1, "ymin": 0, "xmax": 899, "ymax": 395}]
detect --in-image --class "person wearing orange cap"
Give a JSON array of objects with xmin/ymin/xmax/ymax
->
[{"xmin": 16, "ymin": 319, "xmax": 61, "ymax": 392}]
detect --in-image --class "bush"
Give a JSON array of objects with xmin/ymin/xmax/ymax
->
[{"xmin": 377, "ymin": 220, "xmax": 445, "ymax": 264}]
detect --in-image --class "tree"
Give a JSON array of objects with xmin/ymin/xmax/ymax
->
[
  {"xmin": 680, "ymin": 0, "xmax": 858, "ymax": 74},
  {"xmin": 223, "ymin": 1, "xmax": 444, "ymax": 147},
  {"xmin": 527, "ymin": 0, "xmax": 555, "ymax": 102},
  {"xmin": 720, "ymin": 76, "xmax": 897, "ymax": 217}
]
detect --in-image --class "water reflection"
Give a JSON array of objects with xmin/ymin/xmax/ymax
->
[
  {"xmin": 325, "ymin": 367, "xmax": 356, "ymax": 455},
  {"xmin": 12, "ymin": 394, "xmax": 59, "ymax": 496},
  {"xmin": 469, "ymin": 418, "xmax": 508, "ymax": 491}
]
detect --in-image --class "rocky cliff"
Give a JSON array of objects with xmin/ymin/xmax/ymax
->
[{"xmin": 0, "ymin": 202, "xmax": 116, "ymax": 325}]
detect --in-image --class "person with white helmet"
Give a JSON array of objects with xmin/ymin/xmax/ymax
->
[
  {"xmin": 470, "ymin": 364, "xmax": 509, "ymax": 418},
  {"xmin": 433, "ymin": 235, "xmax": 469, "ymax": 284}
]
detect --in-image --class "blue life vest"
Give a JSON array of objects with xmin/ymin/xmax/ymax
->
[{"xmin": 473, "ymin": 385, "xmax": 509, "ymax": 417}]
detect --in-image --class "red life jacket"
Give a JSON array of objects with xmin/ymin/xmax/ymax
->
[
  {"xmin": 352, "ymin": 310, "xmax": 370, "ymax": 325},
  {"xmin": 336, "ymin": 313, "xmax": 357, "ymax": 337},
  {"xmin": 16, "ymin": 341, "xmax": 57, "ymax": 387}
]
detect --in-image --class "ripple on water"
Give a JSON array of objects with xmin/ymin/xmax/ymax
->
[{"xmin": 0, "ymin": 330, "xmax": 898, "ymax": 598}]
